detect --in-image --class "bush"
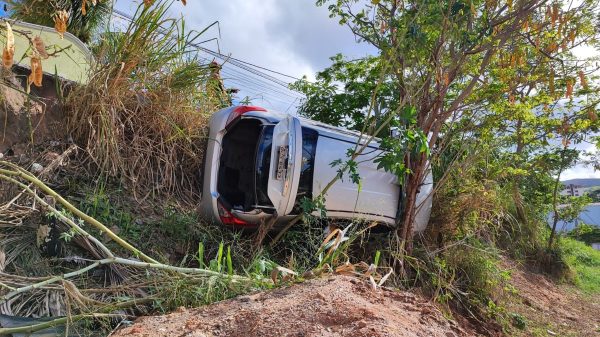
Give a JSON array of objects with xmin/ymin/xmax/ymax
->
[
  {"xmin": 568, "ymin": 223, "xmax": 600, "ymax": 245},
  {"xmin": 412, "ymin": 239, "xmax": 512, "ymax": 319},
  {"xmin": 67, "ymin": 1, "xmax": 226, "ymax": 198},
  {"xmin": 559, "ymin": 237, "xmax": 600, "ymax": 294}
]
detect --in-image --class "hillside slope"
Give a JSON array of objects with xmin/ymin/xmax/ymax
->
[
  {"xmin": 112, "ymin": 266, "xmax": 600, "ymax": 337},
  {"xmin": 561, "ymin": 178, "xmax": 600, "ymax": 187},
  {"xmin": 111, "ymin": 275, "xmax": 482, "ymax": 337},
  {"xmin": 507, "ymin": 262, "xmax": 600, "ymax": 336}
]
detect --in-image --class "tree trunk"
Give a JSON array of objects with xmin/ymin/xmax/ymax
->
[
  {"xmin": 513, "ymin": 119, "xmax": 528, "ymax": 225},
  {"xmin": 548, "ymin": 147, "xmax": 567, "ymax": 249},
  {"xmin": 396, "ymin": 151, "xmax": 427, "ymax": 256}
]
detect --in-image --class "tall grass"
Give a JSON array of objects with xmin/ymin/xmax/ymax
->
[
  {"xmin": 67, "ymin": 0, "xmax": 226, "ymax": 199},
  {"xmin": 560, "ymin": 237, "xmax": 600, "ymax": 294}
]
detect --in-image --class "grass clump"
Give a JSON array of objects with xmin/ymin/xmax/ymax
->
[
  {"xmin": 559, "ymin": 237, "xmax": 600, "ymax": 294},
  {"xmin": 410, "ymin": 239, "xmax": 513, "ymax": 321},
  {"xmin": 77, "ymin": 184, "xmax": 255, "ymax": 266},
  {"xmin": 67, "ymin": 0, "xmax": 227, "ymax": 199}
]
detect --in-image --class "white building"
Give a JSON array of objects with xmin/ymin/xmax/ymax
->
[{"xmin": 561, "ymin": 184, "xmax": 587, "ymax": 197}]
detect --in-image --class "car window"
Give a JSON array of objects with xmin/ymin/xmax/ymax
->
[
  {"xmin": 255, "ymin": 125, "xmax": 274, "ymax": 207},
  {"xmin": 254, "ymin": 126, "xmax": 319, "ymax": 210},
  {"xmin": 295, "ymin": 128, "xmax": 318, "ymax": 206}
]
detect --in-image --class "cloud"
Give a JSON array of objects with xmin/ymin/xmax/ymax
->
[
  {"xmin": 167, "ymin": 0, "xmax": 374, "ymax": 79},
  {"xmin": 111, "ymin": 2, "xmax": 600, "ymax": 179},
  {"xmin": 562, "ymin": 141, "xmax": 600, "ymax": 180},
  {"xmin": 114, "ymin": 0, "xmax": 375, "ymax": 111}
]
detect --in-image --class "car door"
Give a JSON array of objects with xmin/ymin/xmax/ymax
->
[{"xmin": 267, "ymin": 115, "xmax": 303, "ymax": 216}]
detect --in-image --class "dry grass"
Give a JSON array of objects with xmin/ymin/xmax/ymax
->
[
  {"xmin": 0, "ymin": 160, "xmax": 262, "ymax": 335},
  {"xmin": 66, "ymin": 1, "xmax": 227, "ymax": 199}
]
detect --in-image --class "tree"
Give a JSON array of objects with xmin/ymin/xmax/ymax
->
[
  {"xmin": 292, "ymin": 54, "xmax": 398, "ymax": 133},
  {"xmin": 588, "ymin": 188, "xmax": 600, "ymax": 203},
  {"xmin": 316, "ymin": 0, "xmax": 556, "ymax": 257}
]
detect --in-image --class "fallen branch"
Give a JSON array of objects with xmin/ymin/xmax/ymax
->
[
  {"xmin": 2, "ymin": 259, "xmax": 108, "ymax": 302},
  {"xmin": 0, "ymin": 161, "xmax": 157, "ymax": 264},
  {"xmin": 0, "ymin": 313, "xmax": 122, "ymax": 335},
  {"xmin": 0, "ymin": 161, "xmax": 274, "ymax": 335}
]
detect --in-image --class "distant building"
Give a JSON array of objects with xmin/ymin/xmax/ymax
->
[{"xmin": 561, "ymin": 184, "xmax": 587, "ymax": 197}]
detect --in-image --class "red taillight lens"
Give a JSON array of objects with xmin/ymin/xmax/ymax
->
[
  {"xmin": 226, "ymin": 105, "xmax": 267, "ymax": 125},
  {"xmin": 217, "ymin": 200, "xmax": 254, "ymax": 226}
]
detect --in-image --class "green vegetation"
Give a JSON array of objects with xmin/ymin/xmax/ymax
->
[
  {"xmin": 0, "ymin": 0, "xmax": 599, "ymax": 335},
  {"xmin": 560, "ymin": 237, "xmax": 600, "ymax": 294},
  {"xmin": 412, "ymin": 240, "xmax": 513, "ymax": 317},
  {"xmin": 288, "ymin": 0, "xmax": 600, "ymax": 328},
  {"xmin": 9, "ymin": 0, "xmax": 113, "ymax": 42},
  {"xmin": 568, "ymin": 223, "xmax": 600, "ymax": 245},
  {"xmin": 587, "ymin": 187, "xmax": 600, "ymax": 202},
  {"xmin": 300, "ymin": 0, "xmax": 600, "ymax": 261}
]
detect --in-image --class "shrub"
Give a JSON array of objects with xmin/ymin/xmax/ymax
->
[
  {"xmin": 67, "ymin": 1, "xmax": 225, "ymax": 198},
  {"xmin": 412, "ymin": 239, "xmax": 512, "ymax": 319},
  {"xmin": 559, "ymin": 237, "xmax": 600, "ymax": 293},
  {"xmin": 568, "ymin": 223, "xmax": 600, "ymax": 245}
]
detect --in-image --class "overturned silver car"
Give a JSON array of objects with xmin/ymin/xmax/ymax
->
[{"xmin": 199, "ymin": 105, "xmax": 433, "ymax": 231}]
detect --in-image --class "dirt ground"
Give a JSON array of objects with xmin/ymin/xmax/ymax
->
[
  {"xmin": 507, "ymin": 264, "xmax": 600, "ymax": 337},
  {"xmin": 111, "ymin": 275, "xmax": 480, "ymax": 337},
  {"xmin": 1, "ymin": 71, "xmax": 66, "ymax": 154},
  {"xmin": 111, "ymin": 265, "xmax": 600, "ymax": 337}
]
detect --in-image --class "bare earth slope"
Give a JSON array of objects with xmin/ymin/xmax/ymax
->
[
  {"xmin": 111, "ymin": 275, "xmax": 479, "ymax": 337},
  {"xmin": 508, "ymin": 264, "xmax": 600, "ymax": 337}
]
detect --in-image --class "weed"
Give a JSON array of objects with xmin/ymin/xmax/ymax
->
[
  {"xmin": 78, "ymin": 183, "xmax": 141, "ymax": 243},
  {"xmin": 267, "ymin": 221, "xmax": 325, "ymax": 273},
  {"xmin": 411, "ymin": 239, "xmax": 512, "ymax": 320},
  {"xmin": 157, "ymin": 206, "xmax": 198, "ymax": 241},
  {"xmin": 67, "ymin": 0, "xmax": 224, "ymax": 198},
  {"xmin": 195, "ymin": 242, "xmax": 205, "ymax": 268},
  {"xmin": 510, "ymin": 312, "xmax": 527, "ymax": 330},
  {"xmin": 559, "ymin": 237, "xmax": 600, "ymax": 294},
  {"xmin": 151, "ymin": 241, "xmax": 277, "ymax": 311}
]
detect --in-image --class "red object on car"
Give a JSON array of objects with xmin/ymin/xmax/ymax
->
[
  {"xmin": 217, "ymin": 199, "xmax": 254, "ymax": 226},
  {"xmin": 226, "ymin": 105, "xmax": 267, "ymax": 125}
]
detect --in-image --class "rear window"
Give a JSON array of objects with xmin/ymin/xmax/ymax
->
[
  {"xmin": 295, "ymin": 128, "xmax": 318, "ymax": 205},
  {"xmin": 254, "ymin": 126, "xmax": 318, "ymax": 210},
  {"xmin": 255, "ymin": 125, "xmax": 274, "ymax": 207}
]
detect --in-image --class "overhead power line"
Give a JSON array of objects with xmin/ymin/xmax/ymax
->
[
  {"xmin": 111, "ymin": 8, "xmax": 304, "ymax": 91},
  {"xmin": 195, "ymin": 46, "xmax": 295, "ymax": 89}
]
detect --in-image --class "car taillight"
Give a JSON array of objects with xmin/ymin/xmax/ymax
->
[
  {"xmin": 217, "ymin": 200, "xmax": 254, "ymax": 226},
  {"xmin": 225, "ymin": 105, "xmax": 267, "ymax": 126}
]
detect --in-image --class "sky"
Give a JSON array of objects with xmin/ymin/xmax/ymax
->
[
  {"xmin": 563, "ymin": 142, "xmax": 599, "ymax": 180},
  {"xmin": 113, "ymin": 0, "xmax": 376, "ymax": 112},
  {"xmin": 3, "ymin": 0, "xmax": 594, "ymax": 180},
  {"xmin": 112, "ymin": 0, "xmax": 599, "ymax": 180}
]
